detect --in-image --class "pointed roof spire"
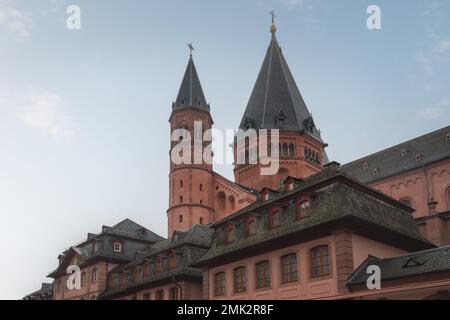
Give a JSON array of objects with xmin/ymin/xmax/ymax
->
[
  {"xmin": 173, "ymin": 44, "xmax": 209, "ymax": 112},
  {"xmin": 239, "ymin": 17, "xmax": 324, "ymax": 144}
]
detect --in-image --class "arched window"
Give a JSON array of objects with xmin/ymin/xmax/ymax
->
[
  {"xmin": 270, "ymin": 210, "xmax": 283, "ymax": 228},
  {"xmin": 233, "ymin": 267, "xmax": 247, "ymax": 293},
  {"xmin": 216, "ymin": 191, "xmax": 226, "ymax": 211},
  {"xmin": 179, "ymin": 196, "xmax": 184, "ymax": 203},
  {"xmin": 228, "ymin": 196, "xmax": 236, "ymax": 211},
  {"xmin": 247, "ymin": 219, "xmax": 256, "ymax": 237},
  {"xmin": 289, "ymin": 143, "xmax": 295, "ymax": 157},
  {"xmin": 199, "ymin": 184, "xmax": 203, "ymax": 191},
  {"xmin": 256, "ymin": 261, "xmax": 271, "ymax": 288},
  {"xmin": 178, "ymin": 215, "xmax": 183, "ymax": 223},
  {"xmin": 214, "ymin": 272, "xmax": 226, "ymax": 297},
  {"xmin": 179, "ymin": 180, "xmax": 183, "ymax": 188},
  {"xmin": 225, "ymin": 227, "xmax": 235, "ymax": 244},
  {"xmin": 199, "ymin": 217, "xmax": 204, "ymax": 225},
  {"xmin": 311, "ymin": 246, "xmax": 330, "ymax": 278},
  {"xmin": 91, "ymin": 268, "xmax": 97, "ymax": 283},
  {"xmin": 298, "ymin": 201, "xmax": 311, "ymax": 218},
  {"xmin": 281, "ymin": 254, "xmax": 298, "ymax": 284}
]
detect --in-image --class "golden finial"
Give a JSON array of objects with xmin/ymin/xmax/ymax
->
[{"xmin": 269, "ymin": 11, "xmax": 277, "ymax": 34}]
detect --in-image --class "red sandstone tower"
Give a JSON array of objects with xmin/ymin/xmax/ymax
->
[
  {"xmin": 233, "ymin": 20, "xmax": 328, "ymax": 191},
  {"xmin": 167, "ymin": 52, "xmax": 214, "ymax": 236}
]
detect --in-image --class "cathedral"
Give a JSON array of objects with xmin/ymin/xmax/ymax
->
[{"xmin": 25, "ymin": 19, "xmax": 450, "ymax": 301}]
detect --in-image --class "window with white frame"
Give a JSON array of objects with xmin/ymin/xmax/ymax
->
[{"xmin": 113, "ymin": 242, "xmax": 122, "ymax": 253}]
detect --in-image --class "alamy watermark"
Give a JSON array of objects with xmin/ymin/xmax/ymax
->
[
  {"xmin": 366, "ymin": 265, "xmax": 381, "ymax": 290},
  {"xmin": 170, "ymin": 122, "xmax": 280, "ymax": 176}
]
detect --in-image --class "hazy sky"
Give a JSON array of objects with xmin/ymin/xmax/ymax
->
[{"xmin": 0, "ymin": 0, "xmax": 449, "ymax": 299}]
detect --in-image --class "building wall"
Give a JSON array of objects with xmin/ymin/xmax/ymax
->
[
  {"xmin": 206, "ymin": 236, "xmax": 339, "ymax": 300},
  {"xmin": 233, "ymin": 132, "xmax": 324, "ymax": 191},
  {"xmin": 112, "ymin": 280, "xmax": 203, "ymax": 300},
  {"xmin": 54, "ymin": 261, "xmax": 118, "ymax": 300},
  {"xmin": 369, "ymin": 159, "xmax": 450, "ymax": 218},
  {"xmin": 351, "ymin": 235, "xmax": 408, "ymax": 267}
]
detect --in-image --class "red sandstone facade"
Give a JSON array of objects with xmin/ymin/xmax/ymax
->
[{"xmin": 31, "ymin": 21, "xmax": 450, "ymax": 301}]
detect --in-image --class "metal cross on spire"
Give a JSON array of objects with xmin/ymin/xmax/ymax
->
[
  {"xmin": 187, "ymin": 43, "xmax": 195, "ymax": 57},
  {"xmin": 270, "ymin": 10, "xmax": 276, "ymax": 24}
]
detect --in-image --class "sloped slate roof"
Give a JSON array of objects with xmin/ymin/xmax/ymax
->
[
  {"xmin": 99, "ymin": 267, "xmax": 202, "ymax": 299},
  {"xmin": 103, "ymin": 218, "xmax": 165, "ymax": 243},
  {"xmin": 195, "ymin": 172, "xmax": 432, "ymax": 266},
  {"xmin": 23, "ymin": 283, "xmax": 53, "ymax": 300},
  {"xmin": 173, "ymin": 56, "xmax": 209, "ymax": 112},
  {"xmin": 347, "ymin": 245, "xmax": 450, "ymax": 286},
  {"xmin": 239, "ymin": 33, "xmax": 324, "ymax": 144},
  {"xmin": 146, "ymin": 224, "xmax": 214, "ymax": 255},
  {"xmin": 341, "ymin": 126, "xmax": 450, "ymax": 184}
]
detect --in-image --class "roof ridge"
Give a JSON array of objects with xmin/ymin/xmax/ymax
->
[
  {"xmin": 343, "ymin": 125, "xmax": 450, "ymax": 167},
  {"xmin": 379, "ymin": 245, "xmax": 447, "ymax": 262}
]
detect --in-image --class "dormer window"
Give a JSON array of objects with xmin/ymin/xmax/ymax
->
[
  {"xmin": 197, "ymin": 99, "xmax": 202, "ymax": 106},
  {"xmin": 372, "ymin": 168, "xmax": 378, "ymax": 175},
  {"xmin": 298, "ymin": 201, "xmax": 311, "ymax": 219},
  {"xmin": 363, "ymin": 163, "xmax": 369, "ymax": 170},
  {"xmin": 446, "ymin": 133, "xmax": 450, "ymax": 141},
  {"xmin": 155, "ymin": 257, "xmax": 162, "ymax": 273},
  {"xmin": 92, "ymin": 241, "xmax": 98, "ymax": 253},
  {"xmin": 416, "ymin": 154, "xmax": 422, "ymax": 161},
  {"xmin": 277, "ymin": 109, "xmax": 287, "ymax": 128},
  {"xmin": 180, "ymin": 99, "xmax": 186, "ymax": 105},
  {"xmin": 401, "ymin": 149, "xmax": 407, "ymax": 156},
  {"xmin": 246, "ymin": 219, "xmax": 256, "ymax": 237},
  {"xmin": 286, "ymin": 182, "xmax": 294, "ymax": 191},
  {"xmin": 225, "ymin": 227, "xmax": 235, "ymax": 244},
  {"xmin": 113, "ymin": 242, "xmax": 122, "ymax": 253},
  {"xmin": 270, "ymin": 210, "xmax": 283, "ymax": 228},
  {"xmin": 168, "ymin": 251, "xmax": 176, "ymax": 270}
]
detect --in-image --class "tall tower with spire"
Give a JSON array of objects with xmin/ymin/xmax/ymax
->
[
  {"xmin": 167, "ymin": 47, "xmax": 214, "ymax": 236},
  {"xmin": 234, "ymin": 15, "xmax": 327, "ymax": 191}
]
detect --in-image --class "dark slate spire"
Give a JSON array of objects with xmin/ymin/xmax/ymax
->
[
  {"xmin": 239, "ymin": 22, "xmax": 324, "ymax": 143},
  {"xmin": 173, "ymin": 48, "xmax": 210, "ymax": 112}
]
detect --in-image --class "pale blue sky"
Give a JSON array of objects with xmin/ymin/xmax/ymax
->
[{"xmin": 0, "ymin": 0, "xmax": 449, "ymax": 299}]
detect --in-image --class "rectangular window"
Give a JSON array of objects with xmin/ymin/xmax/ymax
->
[
  {"xmin": 113, "ymin": 242, "xmax": 122, "ymax": 253},
  {"xmin": 156, "ymin": 258, "xmax": 162, "ymax": 273},
  {"xmin": 214, "ymin": 272, "xmax": 226, "ymax": 296},
  {"xmin": 311, "ymin": 246, "xmax": 330, "ymax": 278},
  {"xmin": 256, "ymin": 261, "xmax": 271, "ymax": 289},
  {"xmin": 281, "ymin": 254, "xmax": 298, "ymax": 284},
  {"xmin": 169, "ymin": 287, "xmax": 179, "ymax": 300},
  {"xmin": 169, "ymin": 253, "xmax": 176, "ymax": 270},
  {"xmin": 155, "ymin": 290, "xmax": 164, "ymax": 300},
  {"xmin": 233, "ymin": 267, "xmax": 247, "ymax": 293},
  {"xmin": 247, "ymin": 220, "xmax": 256, "ymax": 236}
]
